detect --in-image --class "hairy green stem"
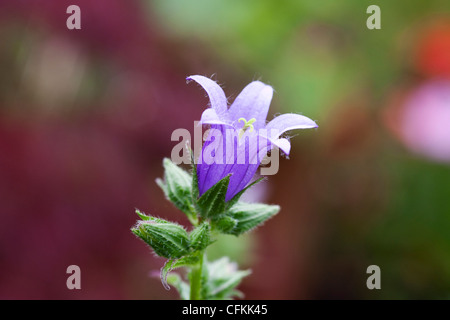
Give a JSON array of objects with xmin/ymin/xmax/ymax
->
[{"xmin": 190, "ymin": 251, "xmax": 205, "ymax": 300}]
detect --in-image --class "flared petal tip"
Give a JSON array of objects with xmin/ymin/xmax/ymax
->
[
  {"xmin": 199, "ymin": 108, "xmax": 231, "ymax": 126},
  {"xmin": 274, "ymin": 138, "xmax": 291, "ymax": 155},
  {"xmin": 297, "ymin": 116, "xmax": 319, "ymax": 129}
]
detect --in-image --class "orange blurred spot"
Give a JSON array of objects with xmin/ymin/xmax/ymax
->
[{"xmin": 416, "ymin": 20, "xmax": 450, "ymax": 77}]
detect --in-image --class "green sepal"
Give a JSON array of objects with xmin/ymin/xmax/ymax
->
[
  {"xmin": 196, "ymin": 174, "xmax": 230, "ymax": 219},
  {"xmin": 225, "ymin": 177, "xmax": 265, "ymax": 210},
  {"xmin": 157, "ymin": 158, "xmax": 196, "ymax": 221},
  {"xmin": 189, "ymin": 222, "xmax": 213, "ymax": 251},
  {"xmin": 212, "ymin": 215, "xmax": 237, "ymax": 234},
  {"xmin": 172, "ymin": 253, "xmax": 201, "ymax": 268},
  {"xmin": 132, "ymin": 219, "xmax": 190, "ymax": 259},
  {"xmin": 135, "ymin": 209, "xmax": 151, "ymax": 221},
  {"xmin": 202, "ymin": 257, "xmax": 251, "ymax": 300},
  {"xmin": 134, "ymin": 209, "xmax": 171, "ymax": 224},
  {"xmin": 160, "ymin": 258, "xmax": 176, "ymax": 290},
  {"xmin": 223, "ymin": 202, "xmax": 280, "ymax": 236},
  {"xmin": 191, "ymin": 150, "xmax": 199, "ymax": 202},
  {"xmin": 160, "ymin": 253, "xmax": 201, "ymax": 292}
]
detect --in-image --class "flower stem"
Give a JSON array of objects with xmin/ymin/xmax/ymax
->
[{"xmin": 190, "ymin": 251, "xmax": 205, "ymax": 300}]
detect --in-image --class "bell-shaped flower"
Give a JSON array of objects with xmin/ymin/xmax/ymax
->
[{"xmin": 187, "ymin": 75, "xmax": 318, "ymax": 201}]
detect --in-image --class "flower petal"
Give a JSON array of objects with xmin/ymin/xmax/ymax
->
[
  {"xmin": 224, "ymin": 133, "xmax": 269, "ymax": 200},
  {"xmin": 196, "ymin": 125, "xmax": 227, "ymax": 195},
  {"xmin": 228, "ymin": 81, "xmax": 273, "ymax": 130},
  {"xmin": 271, "ymin": 138, "xmax": 291, "ymax": 155},
  {"xmin": 197, "ymin": 128, "xmax": 269, "ymax": 201},
  {"xmin": 265, "ymin": 113, "xmax": 318, "ymax": 140},
  {"xmin": 225, "ymin": 164, "xmax": 259, "ymax": 201},
  {"xmin": 199, "ymin": 108, "xmax": 232, "ymax": 126},
  {"xmin": 187, "ymin": 75, "xmax": 228, "ymax": 119}
]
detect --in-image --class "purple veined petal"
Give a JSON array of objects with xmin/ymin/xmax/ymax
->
[
  {"xmin": 227, "ymin": 81, "xmax": 273, "ymax": 130},
  {"xmin": 196, "ymin": 125, "xmax": 227, "ymax": 195},
  {"xmin": 224, "ymin": 133, "xmax": 268, "ymax": 200},
  {"xmin": 187, "ymin": 75, "xmax": 229, "ymax": 120},
  {"xmin": 197, "ymin": 126, "xmax": 245, "ymax": 199},
  {"xmin": 196, "ymin": 125, "xmax": 246, "ymax": 197},
  {"xmin": 218, "ymin": 127, "xmax": 242, "ymax": 177},
  {"xmin": 265, "ymin": 113, "xmax": 318, "ymax": 140},
  {"xmin": 225, "ymin": 164, "xmax": 259, "ymax": 201},
  {"xmin": 199, "ymin": 108, "xmax": 233, "ymax": 126}
]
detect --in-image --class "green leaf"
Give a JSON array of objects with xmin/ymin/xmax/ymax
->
[
  {"xmin": 155, "ymin": 178, "xmax": 168, "ymax": 196},
  {"xmin": 224, "ymin": 202, "xmax": 280, "ymax": 236},
  {"xmin": 189, "ymin": 222, "xmax": 213, "ymax": 251},
  {"xmin": 225, "ymin": 177, "xmax": 266, "ymax": 210},
  {"xmin": 196, "ymin": 174, "xmax": 230, "ymax": 219},
  {"xmin": 157, "ymin": 158, "xmax": 195, "ymax": 219},
  {"xmin": 160, "ymin": 253, "xmax": 201, "ymax": 291},
  {"xmin": 212, "ymin": 215, "xmax": 237, "ymax": 234},
  {"xmin": 209, "ymin": 270, "xmax": 251, "ymax": 299},
  {"xmin": 160, "ymin": 258, "xmax": 175, "ymax": 290},
  {"xmin": 167, "ymin": 273, "xmax": 190, "ymax": 300},
  {"xmin": 172, "ymin": 253, "xmax": 201, "ymax": 268},
  {"xmin": 202, "ymin": 257, "xmax": 251, "ymax": 300},
  {"xmin": 135, "ymin": 209, "xmax": 150, "ymax": 221},
  {"xmin": 135, "ymin": 209, "xmax": 170, "ymax": 224},
  {"xmin": 132, "ymin": 220, "xmax": 191, "ymax": 258}
]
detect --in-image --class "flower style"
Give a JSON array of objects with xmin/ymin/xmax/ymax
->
[{"xmin": 187, "ymin": 75, "xmax": 318, "ymax": 201}]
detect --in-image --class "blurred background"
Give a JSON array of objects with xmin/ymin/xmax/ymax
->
[{"xmin": 1, "ymin": 0, "xmax": 450, "ymax": 299}]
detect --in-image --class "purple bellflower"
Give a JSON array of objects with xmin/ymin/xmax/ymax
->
[{"xmin": 187, "ymin": 75, "xmax": 318, "ymax": 202}]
